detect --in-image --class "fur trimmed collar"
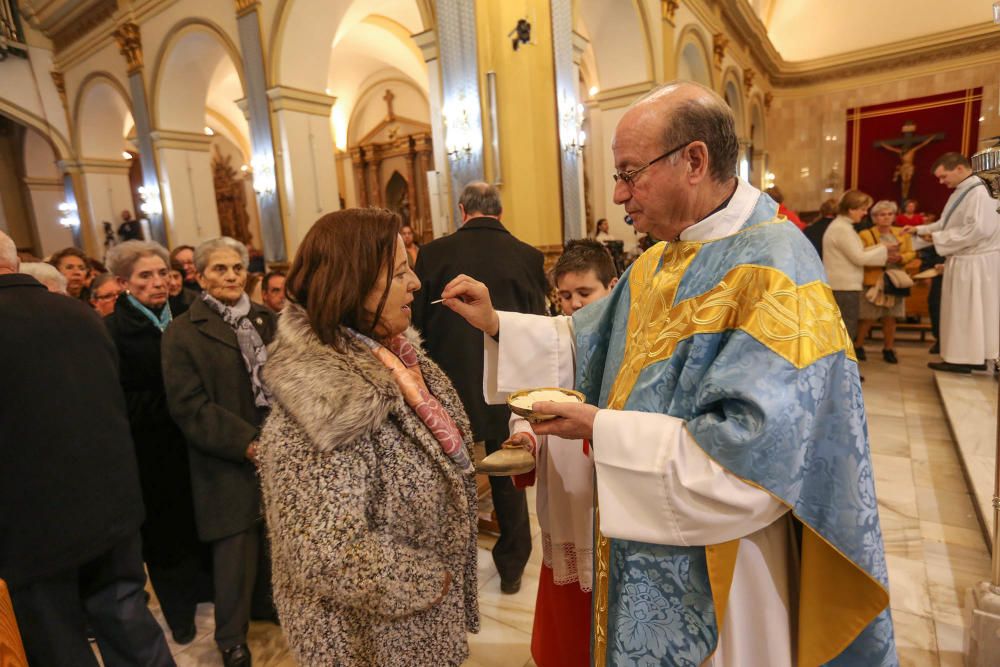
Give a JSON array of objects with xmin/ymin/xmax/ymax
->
[{"xmin": 263, "ymin": 303, "xmax": 425, "ymax": 452}]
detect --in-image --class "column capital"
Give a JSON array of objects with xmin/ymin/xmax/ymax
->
[
  {"xmin": 412, "ymin": 29, "xmax": 438, "ymax": 62},
  {"xmin": 764, "ymin": 91, "xmax": 773, "ymax": 113},
  {"xmin": 266, "ymin": 86, "xmax": 336, "ymax": 116},
  {"xmin": 571, "ymin": 31, "xmax": 589, "ymax": 66},
  {"xmin": 60, "ymin": 158, "xmax": 133, "ymax": 175},
  {"xmin": 22, "ymin": 176, "xmax": 65, "ymax": 192},
  {"xmin": 235, "ymin": 0, "xmax": 259, "ymax": 18},
  {"xmin": 150, "ymin": 129, "xmax": 214, "ymax": 152},
  {"xmin": 50, "ymin": 70, "xmax": 68, "ymax": 108},
  {"xmin": 743, "ymin": 69, "xmax": 755, "ymax": 96},
  {"xmin": 661, "ymin": 0, "xmax": 680, "ymax": 24},
  {"xmin": 113, "ymin": 22, "xmax": 144, "ymax": 74},
  {"xmin": 713, "ymin": 32, "xmax": 728, "ymax": 69}
]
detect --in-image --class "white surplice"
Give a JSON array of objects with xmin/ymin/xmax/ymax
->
[
  {"xmin": 481, "ymin": 179, "xmax": 798, "ymax": 666},
  {"xmin": 917, "ymin": 176, "xmax": 1000, "ymax": 365}
]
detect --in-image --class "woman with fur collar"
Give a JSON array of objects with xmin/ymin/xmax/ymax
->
[{"xmin": 257, "ymin": 208, "xmax": 479, "ymax": 666}]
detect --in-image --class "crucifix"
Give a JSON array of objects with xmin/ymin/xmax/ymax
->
[
  {"xmin": 873, "ymin": 121, "xmax": 944, "ymax": 200},
  {"xmin": 383, "ymin": 89, "xmax": 395, "ymax": 120}
]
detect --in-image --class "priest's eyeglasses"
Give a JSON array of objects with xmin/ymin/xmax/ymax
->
[{"xmin": 612, "ymin": 141, "xmax": 691, "ymax": 188}]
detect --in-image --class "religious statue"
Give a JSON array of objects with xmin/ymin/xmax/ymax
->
[{"xmin": 874, "ymin": 121, "xmax": 943, "ymax": 200}]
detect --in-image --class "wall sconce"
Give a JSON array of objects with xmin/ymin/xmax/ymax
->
[
  {"xmin": 250, "ymin": 154, "xmax": 276, "ymax": 195},
  {"xmin": 137, "ymin": 185, "xmax": 162, "ymax": 217},
  {"xmin": 57, "ymin": 202, "xmax": 79, "ymax": 228},
  {"xmin": 560, "ymin": 95, "xmax": 586, "ymax": 155},
  {"xmin": 764, "ymin": 171, "xmax": 776, "ymax": 189},
  {"xmin": 444, "ymin": 95, "xmax": 479, "ymax": 162}
]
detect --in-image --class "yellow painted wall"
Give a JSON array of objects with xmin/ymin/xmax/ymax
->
[{"xmin": 475, "ymin": 0, "xmax": 562, "ymax": 248}]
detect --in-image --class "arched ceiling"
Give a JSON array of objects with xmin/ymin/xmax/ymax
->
[
  {"xmin": 155, "ymin": 29, "xmax": 248, "ymax": 146},
  {"xmin": 575, "ymin": 0, "xmax": 651, "ymax": 91},
  {"xmin": 76, "ymin": 79, "xmax": 133, "ymax": 158},
  {"xmin": 757, "ymin": 0, "xmax": 990, "ymax": 62}
]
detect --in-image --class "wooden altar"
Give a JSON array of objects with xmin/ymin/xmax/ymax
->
[{"xmin": 350, "ymin": 90, "xmax": 435, "ymax": 244}]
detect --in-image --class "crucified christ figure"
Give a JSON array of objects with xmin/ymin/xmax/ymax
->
[{"xmin": 877, "ymin": 135, "xmax": 936, "ymax": 200}]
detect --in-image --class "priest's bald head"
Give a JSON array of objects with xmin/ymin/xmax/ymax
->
[{"xmin": 612, "ymin": 81, "xmax": 739, "ymax": 242}]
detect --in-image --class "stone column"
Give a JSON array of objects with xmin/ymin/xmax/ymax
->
[
  {"xmin": 661, "ymin": 0, "xmax": 680, "ymax": 80},
  {"xmin": 366, "ymin": 158, "xmax": 381, "ymax": 207},
  {"xmin": 23, "ymin": 176, "xmax": 74, "ymax": 255},
  {"xmin": 150, "ymin": 130, "xmax": 220, "ymax": 246},
  {"xmin": 412, "ymin": 28, "xmax": 453, "ymax": 237},
  {"xmin": 234, "ymin": 0, "xmax": 287, "ymax": 262},
  {"xmin": 552, "ymin": 0, "xmax": 584, "ymax": 241},
  {"xmin": 433, "ymin": 2, "xmax": 485, "ymax": 230},
  {"xmin": 50, "ymin": 70, "xmax": 97, "ymax": 254},
  {"xmin": 113, "ymin": 21, "xmax": 167, "ymax": 246},
  {"xmin": 415, "ymin": 137, "xmax": 434, "ymax": 243},
  {"xmin": 70, "ymin": 158, "xmax": 134, "ymax": 252},
  {"xmin": 266, "ymin": 86, "xmax": 338, "ymax": 255}
]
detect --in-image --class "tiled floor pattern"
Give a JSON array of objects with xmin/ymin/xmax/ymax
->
[{"xmin": 103, "ymin": 342, "xmax": 991, "ymax": 666}]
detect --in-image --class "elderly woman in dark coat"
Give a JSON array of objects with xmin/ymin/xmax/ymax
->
[
  {"xmin": 257, "ymin": 208, "xmax": 479, "ymax": 666},
  {"xmin": 162, "ymin": 236, "xmax": 275, "ymax": 667},
  {"xmin": 104, "ymin": 240, "xmax": 205, "ymax": 645}
]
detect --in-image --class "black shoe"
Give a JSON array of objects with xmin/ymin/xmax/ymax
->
[
  {"xmin": 928, "ymin": 361, "xmax": 986, "ymax": 374},
  {"xmin": 929, "ymin": 342, "xmax": 940, "ymax": 354},
  {"xmin": 855, "ymin": 347, "xmax": 867, "ymax": 361},
  {"xmin": 172, "ymin": 624, "xmax": 196, "ymax": 645},
  {"xmin": 222, "ymin": 644, "xmax": 252, "ymax": 667},
  {"xmin": 500, "ymin": 576, "xmax": 522, "ymax": 595},
  {"xmin": 882, "ymin": 349, "xmax": 898, "ymax": 364}
]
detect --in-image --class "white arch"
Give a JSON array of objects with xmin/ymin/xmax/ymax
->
[
  {"xmin": 73, "ymin": 74, "xmax": 133, "ymax": 159},
  {"xmin": 675, "ymin": 28, "xmax": 713, "ymax": 88},
  {"xmin": 576, "ymin": 0, "xmax": 653, "ymax": 92}
]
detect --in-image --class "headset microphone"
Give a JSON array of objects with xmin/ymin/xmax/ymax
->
[{"xmin": 624, "ymin": 214, "xmax": 634, "ymax": 226}]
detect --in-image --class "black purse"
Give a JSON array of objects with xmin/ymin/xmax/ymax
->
[{"xmin": 883, "ymin": 272, "xmax": 911, "ymax": 297}]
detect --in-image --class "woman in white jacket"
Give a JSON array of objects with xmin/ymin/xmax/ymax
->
[{"xmin": 822, "ymin": 189, "xmax": 900, "ymax": 347}]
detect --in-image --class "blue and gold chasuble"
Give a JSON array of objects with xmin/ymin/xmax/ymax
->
[{"xmin": 574, "ymin": 193, "xmax": 896, "ymax": 666}]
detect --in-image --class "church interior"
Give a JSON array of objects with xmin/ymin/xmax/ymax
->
[{"xmin": 1, "ymin": 0, "xmax": 1000, "ymax": 665}]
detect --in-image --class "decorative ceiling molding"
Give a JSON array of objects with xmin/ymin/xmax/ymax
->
[
  {"xmin": 718, "ymin": 0, "xmax": 1000, "ymax": 88},
  {"xmin": 19, "ymin": 0, "xmax": 117, "ymax": 52}
]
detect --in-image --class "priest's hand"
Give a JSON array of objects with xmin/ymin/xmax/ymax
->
[
  {"xmin": 530, "ymin": 401, "xmax": 599, "ymax": 441},
  {"xmin": 440, "ymin": 274, "xmax": 500, "ymax": 337}
]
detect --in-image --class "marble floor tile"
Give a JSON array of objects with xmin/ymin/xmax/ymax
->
[
  {"xmin": 915, "ymin": 488, "xmax": 981, "ymax": 531},
  {"xmin": 893, "ymin": 609, "xmax": 938, "ymax": 665},
  {"xmin": 911, "ymin": 458, "xmax": 972, "ymax": 495},
  {"xmin": 464, "ymin": 615, "xmax": 533, "ymax": 667},
  {"xmin": 886, "ymin": 554, "xmax": 933, "ymax": 617},
  {"xmin": 935, "ymin": 621, "xmax": 967, "ymax": 667},
  {"xmin": 880, "ymin": 514, "xmax": 924, "ymax": 560},
  {"xmin": 908, "ymin": 438, "xmax": 961, "ymax": 466},
  {"xmin": 919, "ymin": 520, "xmax": 989, "ymax": 552},
  {"xmin": 477, "ymin": 570, "xmax": 541, "ymax": 634},
  {"xmin": 906, "ymin": 414, "xmax": 956, "ymax": 441},
  {"xmin": 867, "ymin": 415, "xmax": 912, "ymax": 457}
]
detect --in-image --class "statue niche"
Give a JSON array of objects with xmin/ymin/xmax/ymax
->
[
  {"xmin": 211, "ymin": 147, "xmax": 253, "ymax": 248},
  {"xmin": 350, "ymin": 89, "xmax": 435, "ymax": 243}
]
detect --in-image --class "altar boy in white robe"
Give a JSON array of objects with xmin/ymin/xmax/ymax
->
[
  {"xmin": 444, "ymin": 82, "xmax": 896, "ymax": 666},
  {"xmin": 916, "ymin": 152, "xmax": 1000, "ymax": 373}
]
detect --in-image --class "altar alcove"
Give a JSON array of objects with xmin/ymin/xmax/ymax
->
[{"xmin": 349, "ymin": 89, "xmax": 435, "ymax": 243}]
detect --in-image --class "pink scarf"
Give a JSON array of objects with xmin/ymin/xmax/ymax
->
[{"xmin": 351, "ymin": 330, "xmax": 473, "ymax": 474}]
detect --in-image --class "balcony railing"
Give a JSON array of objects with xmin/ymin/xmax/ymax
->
[{"xmin": 0, "ymin": 0, "xmax": 27, "ymax": 60}]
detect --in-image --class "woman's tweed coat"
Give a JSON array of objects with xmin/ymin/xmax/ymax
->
[{"xmin": 257, "ymin": 304, "xmax": 479, "ymax": 666}]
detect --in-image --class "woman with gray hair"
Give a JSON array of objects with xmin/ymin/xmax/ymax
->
[
  {"xmin": 104, "ymin": 239, "xmax": 207, "ymax": 645},
  {"xmin": 855, "ymin": 200, "xmax": 916, "ymax": 364},
  {"xmin": 162, "ymin": 236, "xmax": 277, "ymax": 666}
]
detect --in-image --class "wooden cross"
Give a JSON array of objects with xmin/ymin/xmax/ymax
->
[
  {"xmin": 872, "ymin": 121, "xmax": 943, "ymax": 154},
  {"xmin": 383, "ymin": 89, "xmax": 395, "ymax": 120},
  {"xmin": 873, "ymin": 121, "xmax": 945, "ymax": 200}
]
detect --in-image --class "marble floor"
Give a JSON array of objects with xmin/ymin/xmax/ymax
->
[{"xmin": 108, "ymin": 341, "xmax": 992, "ymax": 666}]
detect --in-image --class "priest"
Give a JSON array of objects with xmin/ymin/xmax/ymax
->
[
  {"xmin": 917, "ymin": 152, "xmax": 1000, "ymax": 373},
  {"xmin": 442, "ymin": 82, "xmax": 896, "ymax": 666}
]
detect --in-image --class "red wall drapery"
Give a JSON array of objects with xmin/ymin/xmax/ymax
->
[{"xmin": 844, "ymin": 88, "xmax": 982, "ymax": 216}]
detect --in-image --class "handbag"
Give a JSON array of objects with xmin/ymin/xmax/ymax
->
[{"xmin": 883, "ymin": 268, "xmax": 913, "ymax": 297}]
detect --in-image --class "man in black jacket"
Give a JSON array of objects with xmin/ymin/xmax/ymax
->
[
  {"xmin": 412, "ymin": 182, "xmax": 549, "ymax": 593},
  {"xmin": 0, "ymin": 231, "xmax": 173, "ymax": 666}
]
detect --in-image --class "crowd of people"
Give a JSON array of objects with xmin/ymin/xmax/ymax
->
[{"xmin": 2, "ymin": 78, "xmax": 997, "ymax": 667}]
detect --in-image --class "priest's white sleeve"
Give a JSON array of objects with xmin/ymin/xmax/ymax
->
[
  {"xmin": 483, "ymin": 311, "xmax": 575, "ymax": 405},
  {"xmin": 593, "ymin": 409, "xmax": 788, "ymax": 546}
]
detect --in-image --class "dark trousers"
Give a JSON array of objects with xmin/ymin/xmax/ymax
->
[
  {"xmin": 146, "ymin": 552, "xmax": 202, "ymax": 635},
  {"xmin": 9, "ymin": 532, "xmax": 174, "ymax": 667},
  {"xmin": 484, "ymin": 438, "xmax": 532, "ymax": 583},
  {"xmin": 211, "ymin": 525, "xmax": 259, "ymax": 650},
  {"xmin": 929, "ymin": 275, "xmax": 943, "ymax": 341},
  {"xmin": 833, "ymin": 290, "xmax": 861, "ymax": 343}
]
